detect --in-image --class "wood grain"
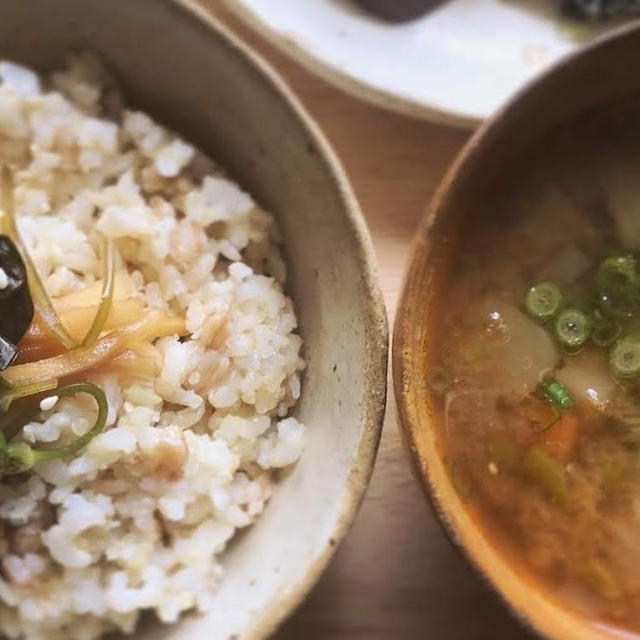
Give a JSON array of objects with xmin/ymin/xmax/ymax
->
[{"xmin": 205, "ymin": 3, "xmax": 531, "ymax": 637}]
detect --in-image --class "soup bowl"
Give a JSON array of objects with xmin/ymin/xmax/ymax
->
[
  {"xmin": 394, "ymin": 21, "xmax": 640, "ymax": 640},
  {"xmin": 0, "ymin": 1, "xmax": 388, "ymax": 639}
]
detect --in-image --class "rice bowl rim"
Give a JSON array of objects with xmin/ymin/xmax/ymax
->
[{"xmin": 130, "ymin": 1, "xmax": 388, "ymax": 638}]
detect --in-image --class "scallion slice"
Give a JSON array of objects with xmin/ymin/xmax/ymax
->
[
  {"xmin": 597, "ymin": 255, "xmax": 640, "ymax": 317},
  {"xmin": 539, "ymin": 377, "xmax": 574, "ymax": 411},
  {"xmin": 599, "ymin": 289, "xmax": 640, "ymax": 318},
  {"xmin": 598, "ymin": 255, "xmax": 638, "ymax": 291},
  {"xmin": 555, "ymin": 308, "xmax": 591, "ymax": 348},
  {"xmin": 610, "ymin": 339, "xmax": 640, "ymax": 378},
  {"xmin": 525, "ymin": 282, "xmax": 562, "ymax": 321},
  {"xmin": 0, "ymin": 382, "xmax": 107, "ymax": 475},
  {"xmin": 591, "ymin": 316, "xmax": 621, "ymax": 347}
]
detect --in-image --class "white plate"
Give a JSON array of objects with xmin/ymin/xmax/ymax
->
[{"xmin": 220, "ymin": 0, "xmax": 612, "ymax": 127}]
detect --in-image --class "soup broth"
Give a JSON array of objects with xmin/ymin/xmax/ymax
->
[{"xmin": 429, "ymin": 103, "xmax": 640, "ymax": 635}]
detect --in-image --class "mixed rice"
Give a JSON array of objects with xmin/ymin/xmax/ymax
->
[{"xmin": 0, "ymin": 54, "xmax": 305, "ymax": 640}]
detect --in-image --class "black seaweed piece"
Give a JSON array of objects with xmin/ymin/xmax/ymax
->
[
  {"xmin": 0, "ymin": 336, "xmax": 16, "ymax": 370},
  {"xmin": 563, "ymin": 0, "xmax": 640, "ymax": 20},
  {"xmin": 0, "ymin": 234, "xmax": 33, "ymax": 349},
  {"xmin": 353, "ymin": 0, "xmax": 445, "ymax": 22}
]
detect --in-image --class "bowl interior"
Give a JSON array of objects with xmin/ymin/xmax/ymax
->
[
  {"xmin": 0, "ymin": 2, "xmax": 387, "ymax": 639},
  {"xmin": 394, "ymin": 23, "xmax": 640, "ymax": 640}
]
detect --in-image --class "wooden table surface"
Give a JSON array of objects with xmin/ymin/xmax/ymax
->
[{"xmin": 206, "ymin": 4, "xmax": 531, "ymax": 637}]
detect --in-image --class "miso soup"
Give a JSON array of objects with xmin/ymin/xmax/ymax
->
[{"xmin": 429, "ymin": 104, "xmax": 640, "ymax": 635}]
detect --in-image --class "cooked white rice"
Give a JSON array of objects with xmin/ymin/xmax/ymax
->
[{"xmin": 0, "ymin": 54, "xmax": 305, "ymax": 640}]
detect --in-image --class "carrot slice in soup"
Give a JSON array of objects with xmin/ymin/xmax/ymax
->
[{"xmin": 533, "ymin": 412, "xmax": 579, "ymax": 464}]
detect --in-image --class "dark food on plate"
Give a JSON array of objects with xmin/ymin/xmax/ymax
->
[
  {"xmin": 353, "ymin": 0, "xmax": 445, "ymax": 22},
  {"xmin": 355, "ymin": 0, "xmax": 640, "ymax": 24},
  {"xmin": 564, "ymin": 0, "xmax": 640, "ymax": 20},
  {"xmin": 427, "ymin": 107, "xmax": 640, "ymax": 634}
]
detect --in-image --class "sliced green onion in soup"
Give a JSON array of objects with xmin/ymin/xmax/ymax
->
[
  {"xmin": 597, "ymin": 255, "xmax": 638, "ymax": 291},
  {"xmin": 598, "ymin": 288, "xmax": 640, "ymax": 318},
  {"xmin": 597, "ymin": 255, "xmax": 640, "ymax": 318},
  {"xmin": 591, "ymin": 315, "xmax": 621, "ymax": 347},
  {"xmin": 525, "ymin": 282, "xmax": 562, "ymax": 321},
  {"xmin": 539, "ymin": 377, "xmax": 574, "ymax": 411},
  {"xmin": 555, "ymin": 308, "xmax": 591, "ymax": 348},
  {"xmin": 610, "ymin": 339, "xmax": 640, "ymax": 378}
]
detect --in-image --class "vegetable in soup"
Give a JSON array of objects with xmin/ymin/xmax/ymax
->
[{"xmin": 429, "ymin": 115, "xmax": 640, "ymax": 634}]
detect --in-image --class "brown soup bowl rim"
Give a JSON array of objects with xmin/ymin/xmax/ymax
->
[{"xmin": 394, "ymin": 19, "xmax": 640, "ymax": 640}]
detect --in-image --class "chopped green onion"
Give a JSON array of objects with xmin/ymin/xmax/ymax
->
[
  {"xmin": 81, "ymin": 238, "xmax": 115, "ymax": 348},
  {"xmin": 555, "ymin": 308, "xmax": 591, "ymax": 348},
  {"xmin": 2, "ymin": 397, "xmax": 47, "ymax": 442},
  {"xmin": 426, "ymin": 366, "xmax": 451, "ymax": 394},
  {"xmin": 1, "ymin": 166, "xmax": 78, "ymax": 350},
  {"xmin": 29, "ymin": 382, "xmax": 107, "ymax": 462},
  {"xmin": 597, "ymin": 255, "xmax": 640, "ymax": 318},
  {"xmin": 3, "ymin": 442, "xmax": 35, "ymax": 475},
  {"xmin": 610, "ymin": 339, "xmax": 640, "ymax": 378},
  {"xmin": 598, "ymin": 289, "xmax": 640, "ymax": 318},
  {"xmin": 0, "ymin": 382, "xmax": 107, "ymax": 475},
  {"xmin": 591, "ymin": 315, "xmax": 621, "ymax": 347},
  {"xmin": 597, "ymin": 255, "xmax": 638, "ymax": 292},
  {"xmin": 539, "ymin": 377, "xmax": 575, "ymax": 411},
  {"xmin": 525, "ymin": 282, "xmax": 562, "ymax": 321},
  {"xmin": 523, "ymin": 446, "xmax": 568, "ymax": 507}
]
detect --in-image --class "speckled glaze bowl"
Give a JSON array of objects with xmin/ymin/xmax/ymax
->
[
  {"xmin": 394, "ymin": 21, "xmax": 640, "ymax": 640},
  {"xmin": 0, "ymin": 1, "xmax": 388, "ymax": 638}
]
